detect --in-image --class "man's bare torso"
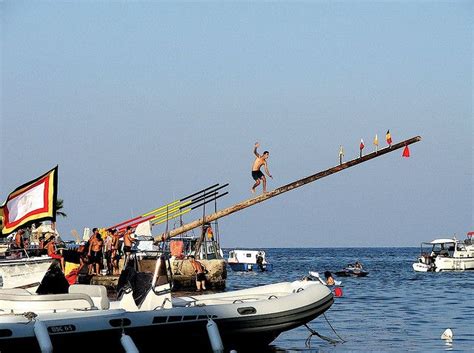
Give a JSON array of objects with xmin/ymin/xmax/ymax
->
[
  {"xmin": 252, "ymin": 157, "xmax": 266, "ymax": 171},
  {"xmin": 91, "ymin": 238, "xmax": 103, "ymax": 252}
]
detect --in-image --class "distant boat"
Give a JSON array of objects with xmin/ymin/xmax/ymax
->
[
  {"xmin": 412, "ymin": 232, "xmax": 474, "ymax": 272},
  {"xmin": 0, "ymin": 252, "xmax": 52, "ymax": 289},
  {"xmin": 334, "ymin": 263, "xmax": 368, "ymax": 277},
  {"xmin": 0, "ymin": 230, "xmax": 53, "ymax": 290},
  {"xmin": 227, "ymin": 250, "xmax": 273, "ymax": 272}
]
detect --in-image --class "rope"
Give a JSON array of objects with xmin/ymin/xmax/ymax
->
[
  {"xmin": 304, "ymin": 313, "xmax": 346, "ymax": 348},
  {"xmin": 23, "ymin": 312, "xmax": 38, "ymax": 321},
  {"xmin": 15, "ymin": 311, "xmax": 38, "ymax": 325},
  {"xmin": 323, "ymin": 313, "xmax": 346, "ymax": 343},
  {"xmin": 304, "ymin": 324, "xmax": 339, "ymax": 347}
]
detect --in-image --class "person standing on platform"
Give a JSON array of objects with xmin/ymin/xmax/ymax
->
[
  {"xmin": 123, "ymin": 226, "xmax": 136, "ymax": 266},
  {"xmin": 188, "ymin": 255, "xmax": 207, "ymax": 291}
]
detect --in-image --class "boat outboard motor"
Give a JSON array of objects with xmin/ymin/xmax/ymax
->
[
  {"xmin": 117, "ymin": 259, "xmax": 153, "ymax": 307},
  {"xmin": 36, "ymin": 261, "xmax": 69, "ymax": 294}
]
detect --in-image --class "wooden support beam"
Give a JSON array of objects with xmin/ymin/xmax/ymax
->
[{"xmin": 154, "ymin": 136, "xmax": 421, "ymax": 242}]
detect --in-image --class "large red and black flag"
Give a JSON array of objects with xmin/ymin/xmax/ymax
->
[{"xmin": 0, "ymin": 166, "xmax": 58, "ymax": 235}]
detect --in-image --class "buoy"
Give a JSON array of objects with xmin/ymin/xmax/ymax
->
[
  {"xmin": 334, "ymin": 287, "xmax": 343, "ymax": 297},
  {"xmin": 206, "ymin": 318, "xmax": 224, "ymax": 353},
  {"xmin": 121, "ymin": 333, "xmax": 139, "ymax": 353},
  {"xmin": 441, "ymin": 328, "xmax": 453, "ymax": 340},
  {"xmin": 34, "ymin": 320, "xmax": 53, "ymax": 353}
]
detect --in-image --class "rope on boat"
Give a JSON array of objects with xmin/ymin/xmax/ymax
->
[
  {"xmin": 23, "ymin": 311, "xmax": 38, "ymax": 322},
  {"xmin": 304, "ymin": 324, "xmax": 339, "ymax": 347},
  {"xmin": 304, "ymin": 313, "xmax": 346, "ymax": 348},
  {"xmin": 323, "ymin": 313, "xmax": 346, "ymax": 343}
]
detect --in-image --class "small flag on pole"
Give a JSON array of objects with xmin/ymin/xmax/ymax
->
[
  {"xmin": 402, "ymin": 145, "xmax": 410, "ymax": 158},
  {"xmin": 359, "ymin": 139, "xmax": 365, "ymax": 157},
  {"xmin": 373, "ymin": 134, "xmax": 379, "ymax": 152},
  {"xmin": 339, "ymin": 145, "xmax": 344, "ymax": 164},
  {"xmin": 386, "ymin": 130, "xmax": 392, "ymax": 147},
  {"xmin": 0, "ymin": 166, "xmax": 58, "ymax": 235}
]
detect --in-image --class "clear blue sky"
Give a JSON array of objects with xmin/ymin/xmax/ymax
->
[{"xmin": 1, "ymin": 1, "xmax": 472, "ymax": 247}]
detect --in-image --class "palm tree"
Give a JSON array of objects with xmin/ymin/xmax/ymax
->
[{"xmin": 56, "ymin": 198, "xmax": 67, "ymax": 218}]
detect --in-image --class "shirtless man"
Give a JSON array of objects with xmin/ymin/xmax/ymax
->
[
  {"xmin": 123, "ymin": 226, "xmax": 136, "ymax": 265},
  {"xmin": 188, "ymin": 255, "xmax": 207, "ymax": 291},
  {"xmin": 88, "ymin": 229, "xmax": 103, "ymax": 275},
  {"xmin": 110, "ymin": 229, "xmax": 121, "ymax": 275},
  {"xmin": 251, "ymin": 142, "xmax": 273, "ymax": 194}
]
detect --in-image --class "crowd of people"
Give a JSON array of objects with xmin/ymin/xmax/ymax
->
[
  {"xmin": 7, "ymin": 224, "xmax": 211, "ymax": 291},
  {"xmin": 72, "ymin": 226, "xmax": 137, "ymax": 276},
  {"xmin": 5, "ymin": 225, "xmax": 138, "ymax": 278}
]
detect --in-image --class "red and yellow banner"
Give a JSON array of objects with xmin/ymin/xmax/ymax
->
[{"xmin": 1, "ymin": 166, "xmax": 58, "ymax": 235}]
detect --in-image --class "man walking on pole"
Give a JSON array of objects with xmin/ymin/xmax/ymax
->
[{"xmin": 251, "ymin": 142, "xmax": 273, "ymax": 194}]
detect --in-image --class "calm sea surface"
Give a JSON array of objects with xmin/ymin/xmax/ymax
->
[{"xmin": 222, "ymin": 248, "xmax": 474, "ymax": 352}]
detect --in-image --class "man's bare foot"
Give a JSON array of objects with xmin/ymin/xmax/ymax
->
[{"xmin": 251, "ymin": 188, "xmax": 255, "ymax": 194}]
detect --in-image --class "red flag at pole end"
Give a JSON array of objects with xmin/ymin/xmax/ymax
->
[
  {"xmin": 402, "ymin": 145, "xmax": 410, "ymax": 158},
  {"xmin": 359, "ymin": 139, "xmax": 365, "ymax": 150}
]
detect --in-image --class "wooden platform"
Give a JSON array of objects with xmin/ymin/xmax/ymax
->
[{"xmin": 90, "ymin": 258, "xmax": 227, "ymax": 291}]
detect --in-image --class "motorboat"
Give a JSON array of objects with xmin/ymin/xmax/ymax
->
[
  {"xmin": 412, "ymin": 233, "xmax": 474, "ymax": 272},
  {"xmin": 0, "ymin": 251, "xmax": 52, "ymax": 289},
  {"xmin": 0, "ymin": 235, "xmax": 52, "ymax": 290},
  {"xmin": 334, "ymin": 263, "xmax": 368, "ymax": 277},
  {"xmin": 227, "ymin": 249, "xmax": 273, "ymax": 272},
  {"xmin": 0, "ymin": 257, "xmax": 333, "ymax": 352}
]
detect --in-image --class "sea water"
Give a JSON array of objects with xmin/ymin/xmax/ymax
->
[{"xmin": 224, "ymin": 248, "xmax": 474, "ymax": 352}]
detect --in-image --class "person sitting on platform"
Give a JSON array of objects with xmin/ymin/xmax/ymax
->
[{"xmin": 45, "ymin": 235, "xmax": 65, "ymax": 272}]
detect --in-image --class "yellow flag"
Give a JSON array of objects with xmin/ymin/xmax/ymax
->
[{"xmin": 373, "ymin": 134, "xmax": 379, "ymax": 146}]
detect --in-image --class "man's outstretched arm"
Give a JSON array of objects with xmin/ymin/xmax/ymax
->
[{"xmin": 253, "ymin": 142, "xmax": 260, "ymax": 157}]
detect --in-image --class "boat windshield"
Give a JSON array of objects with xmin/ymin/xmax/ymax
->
[{"xmin": 430, "ymin": 243, "xmax": 455, "ymax": 257}]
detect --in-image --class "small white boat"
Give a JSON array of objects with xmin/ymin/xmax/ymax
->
[
  {"xmin": 227, "ymin": 249, "xmax": 273, "ymax": 272},
  {"xmin": 0, "ymin": 252, "xmax": 52, "ymax": 289},
  {"xmin": 0, "ymin": 258, "xmax": 333, "ymax": 352},
  {"xmin": 412, "ymin": 233, "xmax": 474, "ymax": 272},
  {"xmin": 0, "ymin": 237, "xmax": 52, "ymax": 290}
]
